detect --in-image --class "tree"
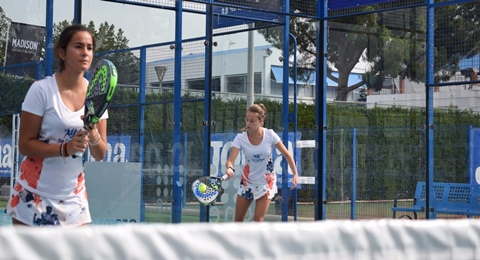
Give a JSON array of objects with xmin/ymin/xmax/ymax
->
[
  {"xmin": 258, "ymin": 2, "xmax": 480, "ymax": 101},
  {"xmin": 433, "ymin": 3, "xmax": 480, "ymax": 82},
  {"xmin": 53, "ymin": 20, "xmax": 140, "ymax": 85},
  {"xmin": 0, "ymin": 6, "xmax": 11, "ymax": 66}
]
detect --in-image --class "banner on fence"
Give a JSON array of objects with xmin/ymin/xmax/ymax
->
[
  {"xmin": 85, "ymin": 135, "xmax": 131, "ymax": 162},
  {"xmin": 468, "ymin": 128, "xmax": 480, "ymax": 185},
  {"xmin": 0, "ymin": 138, "xmax": 13, "ymax": 178},
  {"xmin": 329, "ymin": 0, "xmax": 400, "ymax": 10},
  {"xmin": 213, "ymin": 0, "xmax": 281, "ymax": 29},
  {"xmin": 214, "ymin": 0, "xmax": 281, "ymax": 10},
  {"xmin": 5, "ymin": 22, "xmax": 45, "ymax": 78}
]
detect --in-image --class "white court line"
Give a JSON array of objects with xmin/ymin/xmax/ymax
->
[
  {"xmin": 296, "ymin": 140, "xmax": 315, "ymax": 148},
  {"xmin": 298, "ymin": 176, "xmax": 315, "ymax": 184},
  {"xmin": 295, "ymin": 140, "xmax": 315, "ymax": 185}
]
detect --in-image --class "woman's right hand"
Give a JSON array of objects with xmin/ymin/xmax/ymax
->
[
  {"xmin": 224, "ymin": 167, "xmax": 235, "ymax": 180},
  {"xmin": 68, "ymin": 130, "xmax": 89, "ymax": 155}
]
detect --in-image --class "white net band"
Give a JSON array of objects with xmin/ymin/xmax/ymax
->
[{"xmin": 0, "ymin": 219, "xmax": 479, "ymax": 259}]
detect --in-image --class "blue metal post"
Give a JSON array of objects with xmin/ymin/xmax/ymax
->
[
  {"xmin": 351, "ymin": 128, "xmax": 357, "ymax": 220},
  {"xmin": 172, "ymin": 0, "xmax": 183, "ymax": 223},
  {"xmin": 36, "ymin": 62, "xmax": 43, "ymax": 80},
  {"xmin": 200, "ymin": 2, "xmax": 214, "ymax": 222},
  {"xmin": 314, "ymin": 0, "xmax": 328, "ymax": 221},
  {"xmin": 45, "ymin": 0, "xmax": 54, "ymax": 76},
  {"xmin": 426, "ymin": 0, "xmax": 435, "ymax": 220},
  {"xmin": 281, "ymin": 0, "xmax": 290, "ymax": 222},
  {"xmin": 73, "ymin": 0, "xmax": 82, "ymax": 24},
  {"xmin": 138, "ymin": 47, "xmax": 147, "ymax": 222},
  {"xmin": 289, "ymin": 33, "xmax": 298, "ymax": 221}
]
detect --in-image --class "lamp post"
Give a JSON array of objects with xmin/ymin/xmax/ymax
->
[{"xmin": 155, "ymin": 66, "xmax": 167, "ymax": 94}]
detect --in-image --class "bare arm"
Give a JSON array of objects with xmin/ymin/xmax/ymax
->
[
  {"xmin": 86, "ymin": 119, "xmax": 108, "ymax": 161},
  {"xmin": 19, "ymin": 111, "xmax": 106, "ymax": 161},
  {"xmin": 224, "ymin": 146, "xmax": 240, "ymax": 179},
  {"xmin": 275, "ymin": 141, "xmax": 299, "ymax": 189},
  {"xmin": 18, "ymin": 111, "xmax": 63, "ymax": 158}
]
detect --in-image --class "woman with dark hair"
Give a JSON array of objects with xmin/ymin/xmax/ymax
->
[
  {"xmin": 224, "ymin": 103, "xmax": 299, "ymax": 222},
  {"xmin": 5, "ymin": 25, "xmax": 108, "ymax": 227}
]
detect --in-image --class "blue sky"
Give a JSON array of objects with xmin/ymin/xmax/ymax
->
[
  {"xmin": 0, "ymin": 0, "xmax": 197, "ymax": 47},
  {"xmin": 0, "ymin": 0, "xmax": 272, "ymax": 52}
]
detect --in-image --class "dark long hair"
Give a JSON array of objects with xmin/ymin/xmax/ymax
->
[{"xmin": 55, "ymin": 24, "xmax": 95, "ymax": 72}]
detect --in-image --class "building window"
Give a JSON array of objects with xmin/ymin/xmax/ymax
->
[
  {"xmin": 254, "ymin": 73, "xmax": 262, "ymax": 94},
  {"xmin": 271, "ymin": 81, "xmax": 282, "ymax": 95},
  {"xmin": 271, "ymin": 82, "xmax": 314, "ymax": 97},
  {"xmin": 188, "ymin": 78, "xmax": 221, "ymax": 91},
  {"xmin": 151, "ymin": 81, "xmax": 173, "ymax": 88},
  {"xmin": 162, "ymin": 82, "xmax": 174, "ymax": 89},
  {"xmin": 212, "ymin": 78, "xmax": 221, "ymax": 92},
  {"xmin": 298, "ymin": 84, "xmax": 314, "ymax": 97},
  {"xmin": 227, "ymin": 75, "xmax": 245, "ymax": 93},
  {"xmin": 227, "ymin": 73, "xmax": 262, "ymax": 94}
]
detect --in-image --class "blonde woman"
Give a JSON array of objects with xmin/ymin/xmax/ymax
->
[{"xmin": 224, "ymin": 103, "xmax": 298, "ymax": 222}]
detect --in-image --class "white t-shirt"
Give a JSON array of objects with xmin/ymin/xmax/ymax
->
[
  {"xmin": 232, "ymin": 128, "xmax": 281, "ymax": 186},
  {"xmin": 17, "ymin": 75, "xmax": 108, "ymax": 199}
]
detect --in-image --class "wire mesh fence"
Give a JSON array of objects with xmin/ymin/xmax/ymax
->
[{"xmin": 1, "ymin": 0, "xmax": 479, "ymax": 223}]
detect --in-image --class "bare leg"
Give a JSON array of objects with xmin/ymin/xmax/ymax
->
[
  {"xmin": 253, "ymin": 194, "xmax": 271, "ymax": 222},
  {"xmin": 234, "ymin": 195, "xmax": 253, "ymax": 222}
]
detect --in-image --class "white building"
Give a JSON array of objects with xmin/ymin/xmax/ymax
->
[
  {"xmin": 145, "ymin": 44, "xmax": 366, "ymax": 103},
  {"xmin": 144, "ymin": 42, "xmax": 479, "ymax": 111},
  {"xmin": 368, "ymin": 69, "xmax": 480, "ymax": 112}
]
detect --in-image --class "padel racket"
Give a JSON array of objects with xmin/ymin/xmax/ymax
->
[
  {"xmin": 192, "ymin": 175, "xmax": 228, "ymax": 206},
  {"xmin": 74, "ymin": 59, "xmax": 118, "ymax": 157}
]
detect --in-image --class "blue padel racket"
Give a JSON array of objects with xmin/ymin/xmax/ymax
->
[
  {"xmin": 74, "ymin": 59, "xmax": 118, "ymax": 157},
  {"xmin": 192, "ymin": 175, "xmax": 228, "ymax": 206}
]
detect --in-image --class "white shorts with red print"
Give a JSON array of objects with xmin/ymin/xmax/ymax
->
[
  {"xmin": 5, "ymin": 182, "xmax": 91, "ymax": 227},
  {"xmin": 237, "ymin": 171, "xmax": 278, "ymax": 200}
]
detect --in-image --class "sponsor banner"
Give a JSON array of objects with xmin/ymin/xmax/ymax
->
[
  {"xmin": 329, "ymin": 0, "xmax": 402, "ymax": 10},
  {"xmin": 0, "ymin": 138, "xmax": 14, "ymax": 178},
  {"xmin": 214, "ymin": 0, "xmax": 281, "ymax": 11},
  {"xmin": 0, "ymin": 136, "xmax": 131, "ymax": 178},
  {"xmin": 213, "ymin": 0, "xmax": 281, "ymax": 29},
  {"xmin": 85, "ymin": 135, "xmax": 132, "ymax": 162},
  {"xmin": 5, "ymin": 22, "xmax": 45, "ymax": 78},
  {"xmin": 468, "ymin": 128, "xmax": 480, "ymax": 184}
]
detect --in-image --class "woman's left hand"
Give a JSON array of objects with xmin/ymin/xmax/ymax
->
[
  {"xmin": 290, "ymin": 174, "xmax": 298, "ymax": 190},
  {"xmin": 85, "ymin": 124, "xmax": 100, "ymax": 144}
]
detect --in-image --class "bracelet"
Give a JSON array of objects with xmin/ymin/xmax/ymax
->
[
  {"xmin": 59, "ymin": 141, "xmax": 67, "ymax": 163},
  {"xmin": 63, "ymin": 142, "xmax": 70, "ymax": 157},
  {"xmin": 89, "ymin": 129, "xmax": 101, "ymax": 146},
  {"xmin": 227, "ymin": 166, "xmax": 235, "ymax": 172},
  {"xmin": 59, "ymin": 141, "xmax": 64, "ymax": 157}
]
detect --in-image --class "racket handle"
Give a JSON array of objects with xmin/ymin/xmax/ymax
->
[
  {"xmin": 73, "ymin": 127, "xmax": 87, "ymax": 158},
  {"xmin": 221, "ymin": 174, "xmax": 229, "ymax": 181}
]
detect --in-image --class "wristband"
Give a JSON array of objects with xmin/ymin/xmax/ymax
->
[
  {"xmin": 63, "ymin": 142, "xmax": 70, "ymax": 157},
  {"xmin": 227, "ymin": 166, "xmax": 235, "ymax": 172},
  {"xmin": 59, "ymin": 142, "xmax": 64, "ymax": 157},
  {"xmin": 89, "ymin": 129, "xmax": 101, "ymax": 146}
]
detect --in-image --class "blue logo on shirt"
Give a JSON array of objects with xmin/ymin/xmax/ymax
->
[
  {"xmin": 64, "ymin": 128, "xmax": 78, "ymax": 140},
  {"xmin": 251, "ymin": 153, "xmax": 265, "ymax": 163}
]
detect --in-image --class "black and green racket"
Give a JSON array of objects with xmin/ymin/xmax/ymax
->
[{"xmin": 74, "ymin": 59, "xmax": 118, "ymax": 157}]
